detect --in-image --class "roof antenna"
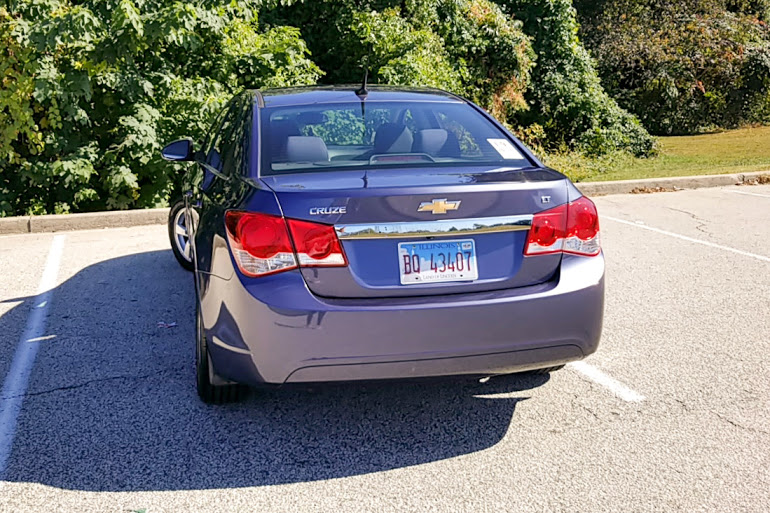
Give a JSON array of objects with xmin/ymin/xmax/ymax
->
[{"xmin": 356, "ymin": 61, "xmax": 369, "ymax": 98}]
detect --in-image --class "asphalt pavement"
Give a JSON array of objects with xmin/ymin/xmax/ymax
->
[{"xmin": 0, "ymin": 184, "xmax": 768, "ymax": 512}]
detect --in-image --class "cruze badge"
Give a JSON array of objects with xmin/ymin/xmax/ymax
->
[
  {"xmin": 309, "ymin": 206, "xmax": 346, "ymax": 215},
  {"xmin": 418, "ymin": 199, "xmax": 461, "ymax": 215}
]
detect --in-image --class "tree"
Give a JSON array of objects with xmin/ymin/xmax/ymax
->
[
  {"xmin": 500, "ymin": 0, "xmax": 656, "ymax": 155},
  {"xmin": 0, "ymin": 0, "xmax": 320, "ymax": 216},
  {"xmin": 2, "ymin": 0, "xmax": 660, "ymax": 216},
  {"xmin": 574, "ymin": 0, "xmax": 770, "ymax": 135},
  {"xmin": 267, "ymin": 0, "xmax": 655, "ymax": 156}
]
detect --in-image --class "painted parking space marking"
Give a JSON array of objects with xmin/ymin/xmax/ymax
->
[
  {"xmin": 567, "ymin": 361, "xmax": 645, "ymax": 403},
  {"xmin": 726, "ymin": 190, "xmax": 770, "ymax": 198},
  {"xmin": 0, "ymin": 235, "xmax": 65, "ymax": 478},
  {"xmin": 604, "ymin": 215, "xmax": 770, "ymax": 263}
]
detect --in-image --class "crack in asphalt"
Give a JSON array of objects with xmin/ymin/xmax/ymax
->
[
  {"xmin": 0, "ymin": 366, "xmax": 185, "ymax": 400},
  {"xmin": 559, "ymin": 395, "xmax": 769, "ymax": 439},
  {"xmin": 711, "ymin": 410, "xmax": 770, "ymax": 436},
  {"xmin": 666, "ymin": 207, "xmax": 712, "ymax": 235},
  {"xmin": 577, "ymin": 403, "xmax": 600, "ymax": 420},
  {"xmin": 674, "ymin": 398, "xmax": 693, "ymax": 413},
  {"xmin": 570, "ymin": 393, "xmax": 601, "ymax": 421},
  {"xmin": 663, "ymin": 395, "xmax": 770, "ymax": 436}
]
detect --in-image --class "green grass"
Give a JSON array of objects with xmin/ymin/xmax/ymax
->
[{"xmin": 548, "ymin": 126, "xmax": 770, "ymax": 183}]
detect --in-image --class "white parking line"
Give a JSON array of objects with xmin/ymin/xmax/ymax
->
[
  {"xmin": 727, "ymin": 190, "xmax": 770, "ymax": 198},
  {"xmin": 567, "ymin": 361, "xmax": 645, "ymax": 402},
  {"xmin": 604, "ymin": 216, "xmax": 770, "ymax": 263},
  {"xmin": 0, "ymin": 235, "xmax": 65, "ymax": 478}
]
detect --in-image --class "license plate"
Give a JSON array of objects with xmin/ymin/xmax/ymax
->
[{"xmin": 398, "ymin": 239, "xmax": 478, "ymax": 285}]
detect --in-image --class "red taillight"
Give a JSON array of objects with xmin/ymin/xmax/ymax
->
[
  {"xmin": 287, "ymin": 218, "xmax": 348, "ymax": 267},
  {"xmin": 567, "ymin": 197, "xmax": 600, "ymax": 240},
  {"xmin": 224, "ymin": 211, "xmax": 347, "ymax": 277},
  {"xmin": 525, "ymin": 197, "xmax": 601, "ymax": 257},
  {"xmin": 225, "ymin": 212, "xmax": 297, "ymax": 277},
  {"xmin": 525, "ymin": 204, "xmax": 567, "ymax": 255},
  {"xmin": 237, "ymin": 215, "xmax": 286, "ymax": 259}
]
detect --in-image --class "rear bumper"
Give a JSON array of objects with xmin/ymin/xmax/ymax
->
[{"xmin": 200, "ymin": 253, "xmax": 605, "ymax": 385}]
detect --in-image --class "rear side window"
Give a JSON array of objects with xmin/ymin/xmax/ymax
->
[
  {"xmin": 223, "ymin": 97, "xmax": 251, "ymax": 177},
  {"xmin": 206, "ymin": 95, "xmax": 251, "ymax": 178},
  {"xmin": 260, "ymin": 101, "xmax": 530, "ymax": 175},
  {"xmin": 206, "ymin": 104, "xmax": 237, "ymax": 175},
  {"xmin": 201, "ymin": 107, "xmax": 228, "ymax": 157}
]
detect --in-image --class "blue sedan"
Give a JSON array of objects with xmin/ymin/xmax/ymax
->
[{"xmin": 162, "ymin": 86, "xmax": 604, "ymax": 404}]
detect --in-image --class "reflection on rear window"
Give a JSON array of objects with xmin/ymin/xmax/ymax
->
[{"xmin": 260, "ymin": 101, "xmax": 529, "ymax": 175}]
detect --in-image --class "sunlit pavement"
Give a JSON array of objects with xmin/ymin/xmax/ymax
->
[{"xmin": 1, "ymin": 184, "xmax": 769, "ymax": 512}]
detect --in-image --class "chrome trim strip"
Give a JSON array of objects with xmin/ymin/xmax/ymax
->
[{"xmin": 335, "ymin": 215, "xmax": 533, "ymax": 240}]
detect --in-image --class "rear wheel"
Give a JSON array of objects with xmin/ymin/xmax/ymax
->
[
  {"xmin": 195, "ymin": 301, "xmax": 247, "ymax": 404},
  {"xmin": 168, "ymin": 200, "xmax": 194, "ymax": 271}
]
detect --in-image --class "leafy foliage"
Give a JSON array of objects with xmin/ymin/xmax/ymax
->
[
  {"xmin": 500, "ymin": 0, "xmax": 656, "ymax": 156},
  {"xmin": 0, "ymin": 0, "xmax": 320, "ymax": 216},
  {"xmin": 268, "ymin": 0, "xmax": 655, "ymax": 155},
  {"xmin": 575, "ymin": 0, "xmax": 770, "ymax": 135},
  {"xmin": 265, "ymin": 0, "xmax": 535, "ymax": 121},
  {"xmin": 2, "ymin": 0, "xmax": 659, "ymax": 216}
]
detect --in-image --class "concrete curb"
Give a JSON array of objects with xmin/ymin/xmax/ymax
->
[
  {"xmin": 0, "ymin": 208, "xmax": 169, "ymax": 236},
  {"xmin": 0, "ymin": 171, "xmax": 768, "ymax": 236},
  {"xmin": 575, "ymin": 170, "xmax": 769, "ymax": 197}
]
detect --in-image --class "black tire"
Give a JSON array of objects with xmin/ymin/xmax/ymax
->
[
  {"xmin": 195, "ymin": 301, "xmax": 247, "ymax": 404},
  {"xmin": 168, "ymin": 200, "xmax": 194, "ymax": 271},
  {"xmin": 529, "ymin": 365, "xmax": 565, "ymax": 375}
]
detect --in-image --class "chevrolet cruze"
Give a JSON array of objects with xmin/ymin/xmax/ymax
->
[{"xmin": 162, "ymin": 86, "xmax": 604, "ymax": 404}]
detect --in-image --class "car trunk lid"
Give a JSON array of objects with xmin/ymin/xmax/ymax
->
[{"xmin": 260, "ymin": 166, "xmax": 569, "ymax": 298}]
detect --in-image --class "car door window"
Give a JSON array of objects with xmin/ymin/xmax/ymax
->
[
  {"xmin": 206, "ymin": 105, "xmax": 237, "ymax": 175},
  {"xmin": 221, "ymin": 97, "xmax": 251, "ymax": 178},
  {"xmin": 205, "ymin": 96, "xmax": 252, "ymax": 178},
  {"xmin": 200, "ymin": 107, "xmax": 228, "ymax": 160}
]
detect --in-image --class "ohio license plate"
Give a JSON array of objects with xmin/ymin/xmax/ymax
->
[{"xmin": 398, "ymin": 239, "xmax": 478, "ymax": 285}]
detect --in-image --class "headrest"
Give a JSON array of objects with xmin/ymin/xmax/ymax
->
[
  {"xmin": 412, "ymin": 129, "xmax": 449, "ymax": 154},
  {"xmin": 269, "ymin": 120, "xmax": 302, "ymax": 161},
  {"xmin": 285, "ymin": 136, "xmax": 329, "ymax": 163},
  {"xmin": 374, "ymin": 123, "xmax": 413, "ymax": 154},
  {"xmin": 413, "ymin": 128, "xmax": 461, "ymax": 157}
]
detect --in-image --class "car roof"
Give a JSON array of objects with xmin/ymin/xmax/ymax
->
[{"xmin": 253, "ymin": 85, "xmax": 466, "ymax": 108}]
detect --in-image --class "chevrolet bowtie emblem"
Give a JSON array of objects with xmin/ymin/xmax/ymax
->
[{"xmin": 418, "ymin": 199, "xmax": 461, "ymax": 215}]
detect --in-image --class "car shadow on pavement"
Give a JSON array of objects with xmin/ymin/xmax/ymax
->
[{"xmin": 1, "ymin": 250, "xmax": 549, "ymax": 491}]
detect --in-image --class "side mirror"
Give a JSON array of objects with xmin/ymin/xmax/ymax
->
[{"xmin": 161, "ymin": 139, "xmax": 194, "ymax": 161}]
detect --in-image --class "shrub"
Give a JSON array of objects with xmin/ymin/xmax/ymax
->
[
  {"xmin": 0, "ymin": 0, "xmax": 321, "ymax": 216},
  {"xmin": 268, "ymin": 0, "xmax": 655, "ymax": 156},
  {"xmin": 1, "ymin": 0, "xmax": 660, "ymax": 216},
  {"xmin": 576, "ymin": 0, "xmax": 770, "ymax": 135},
  {"xmin": 266, "ymin": 0, "xmax": 534, "ymax": 121},
  {"xmin": 499, "ymin": 0, "xmax": 657, "ymax": 156}
]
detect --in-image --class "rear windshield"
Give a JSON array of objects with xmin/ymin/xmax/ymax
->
[{"xmin": 259, "ymin": 101, "xmax": 531, "ymax": 175}]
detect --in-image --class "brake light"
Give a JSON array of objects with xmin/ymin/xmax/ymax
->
[
  {"xmin": 525, "ymin": 197, "xmax": 600, "ymax": 257},
  {"xmin": 224, "ymin": 211, "xmax": 348, "ymax": 277},
  {"xmin": 287, "ymin": 218, "xmax": 348, "ymax": 267},
  {"xmin": 525, "ymin": 204, "xmax": 567, "ymax": 255},
  {"xmin": 225, "ymin": 212, "xmax": 297, "ymax": 277},
  {"xmin": 564, "ymin": 196, "xmax": 600, "ymax": 255}
]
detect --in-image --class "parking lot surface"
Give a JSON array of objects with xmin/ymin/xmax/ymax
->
[{"xmin": 1, "ymin": 184, "xmax": 768, "ymax": 512}]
